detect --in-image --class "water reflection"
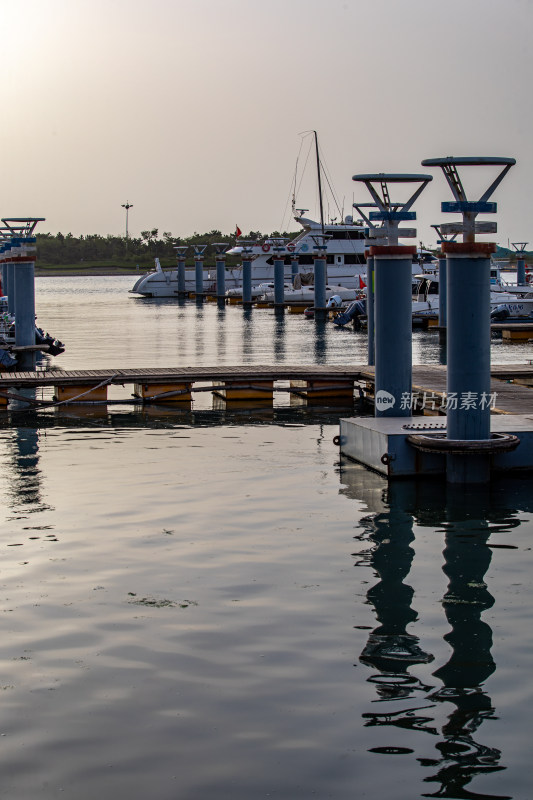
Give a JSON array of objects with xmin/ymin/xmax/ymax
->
[
  {"xmin": 242, "ymin": 309, "xmax": 254, "ymax": 361},
  {"xmin": 358, "ymin": 482, "xmax": 435, "ymax": 739},
  {"xmin": 273, "ymin": 308, "xmax": 285, "ymax": 360},
  {"xmin": 314, "ymin": 319, "xmax": 328, "ymax": 363},
  {"xmin": 340, "ymin": 463, "xmax": 527, "ymax": 799},
  {"xmin": 423, "ymin": 489, "xmax": 511, "ymax": 799},
  {"xmin": 3, "ymin": 426, "xmax": 50, "ymax": 514}
]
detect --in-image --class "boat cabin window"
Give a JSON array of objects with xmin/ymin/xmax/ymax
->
[
  {"xmin": 327, "ymin": 230, "xmax": 365, "ymax": 240},
  {"xmin": 345, "ymin": 253, "xmax": 366, "ymax": 265}
]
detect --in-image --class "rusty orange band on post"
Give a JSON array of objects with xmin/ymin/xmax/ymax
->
[
  {"xmin": 369, "ymin": 245, "xmax": 417, "ymax": 256},
  {"xmin": 441, "ymin": 242, "xmax": 496, "ymax": 255}
]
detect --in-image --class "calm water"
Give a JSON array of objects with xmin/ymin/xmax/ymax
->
[{"xmin": 0, "ymin": 276, "xmax": 531, "ymax": 799}]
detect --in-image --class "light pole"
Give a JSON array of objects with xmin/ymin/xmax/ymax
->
[{"xmin": 121, "ymin": 202, "xmax": 133, "ymax": 239}]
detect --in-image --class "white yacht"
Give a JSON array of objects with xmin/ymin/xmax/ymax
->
[
  {"xmin": 412, "ymin": 274, "xmax": 533, "ymax": 320},
  {"xmin": 128, "ymin": 213, "xmax": 369, "ymax": 298}
]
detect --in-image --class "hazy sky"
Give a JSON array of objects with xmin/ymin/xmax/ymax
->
[{"xmin": 2, "ymin": 0, "xmax": 532, "ymax": 248}]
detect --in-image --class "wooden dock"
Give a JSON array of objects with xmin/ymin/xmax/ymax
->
[{"xmin": 0, "ymin": 364, "xmax": 532, "ymax": 413}]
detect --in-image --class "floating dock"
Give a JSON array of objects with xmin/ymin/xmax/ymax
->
[{"xmin": 0, "ymin": 363, "xmax": 531, "ymax": 411}]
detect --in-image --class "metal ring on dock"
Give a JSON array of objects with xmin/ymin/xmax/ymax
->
[
  {"xmin": 406, "ymin": 432, "xmax": 520, "ymax": 455},
  {"xmin": 332, "ymin": 435, "xmax": 341, "ymax": 446}
]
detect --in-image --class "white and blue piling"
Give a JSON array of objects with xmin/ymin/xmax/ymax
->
[
  {"xmin": 290, "ymin": 250, "xmax": 299, "ymax": 281},
  {"xmin": 241, "ymin": 245, "xmax": 254, "ymax": 309},
  {"xmin": 312, "ymin": 238, "xmax": 328, "ymax": 320},
  {"xmin": 2, "ymin": 240, "xmax": 16, "ymax": 315},
  {"xmin": 352, "ymin": 201, "xmax": 387, "ymax": 367},
  {"xmin": 339, "ymin": 158, "xmax": 529, "ymax": 484},
  {"xmin": 272, "ymin": 242, "xmax": 286, "ymax": 308},
  {"xmin": 421, "ymin": 156, "xmax": 517, "ymax": 483},
  {"xmin": 193, "ymin": 245, "xmax": 207, "ymax": 299},
  {"xmin": 213, "ymin": 243, "xmax": 229, "ymax": 305},
  {"xmin": 12, "ymin": 236, "xmax": 37, "ymax": 370},
  {"xmin": 352, "ymin": 173, "xmax": 432, "ymax": 417},
  {"xmin": 2, "ymin": 218, "xmax": 44, "ymax": 371},
  {"xmin": 512, "ymin": 241, "xmax": 528, "ymax": 285},
  {"xmin": 174, "ymin": 246, "xmax": 189, "ymax": 296}
]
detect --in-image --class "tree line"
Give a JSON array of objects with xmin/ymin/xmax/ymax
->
[{"xmin": 35, "ymin": 229, "xmax": 297, "ymax": 265}]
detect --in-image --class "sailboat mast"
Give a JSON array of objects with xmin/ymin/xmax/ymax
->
[{"xmin": 314, "ymin": 130, "xmax": 325, "ymax": 234}]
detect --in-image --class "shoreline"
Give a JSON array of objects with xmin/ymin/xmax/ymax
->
[{"xmin": 35, "ymin": 268, "xmax": 143, "ymax": 277}]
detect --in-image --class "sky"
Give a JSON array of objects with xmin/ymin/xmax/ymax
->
[{"xmin": 1, "ymin": 0, "xmax": 532, "ymax": 248}]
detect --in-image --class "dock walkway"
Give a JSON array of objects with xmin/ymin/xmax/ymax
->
[{"xmin": 0, "ymin": 364, "xmax": 532, "ymax": 413}]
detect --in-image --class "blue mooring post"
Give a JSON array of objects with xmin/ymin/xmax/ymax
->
[
  {"xmin": 290, "ymin": 252, "xmax": 299, "ymax": 281},
  {"xmin": 214, "ymin": 243, "xmax": 228, "ymax": 301},
  {"xmin": 422, "ymin": 156, "xmax": 516, "ymax": 483},
  {"xmin": 241, "ymin": 246, "xmax": 253, "ymax": 308},
  {"xmin": 13, "ymin": 236, "xmax": 37, "ymax": 370},
  {"xmin": 353, "ymin": 173, "xmax": 432, "ymax": 417},
  {"xmin": 0, "ymin": 244, "xmax": 8, "ymax": 302},
  {"xmin": 431, "ymin": 224, "xmax": 459, "ymax": 347},
  {"xmin": 312, "ymin": 240, "xmax": 328, "ymax": 320},
  {"xmin": 174, "ymin": 246, "xmax": 188, "ymax": 296},
  {"xmin": 352, "ymin": 202, "xmax": 391, "ymax": 367},
  {"xmin": 273, "ymin": 245, "xmax": 285, "ymax": 307},
  {"xmin": 438, "ymin": 255, "xmax": 447, "ymax": 330},
  {"xmin": 366, "ymin": 254, "xmax": 375, "ymax": 365},
  {"xmin": 5, "ymin": 243, "xmax": 16, "ymax": 315},
  {"xmin": 512, "ymin": 242, "xmax": 528, "ymax": 285},
  {"xmin": 194, "ymin": 245, "xmax": 206, "ymax": 298}
]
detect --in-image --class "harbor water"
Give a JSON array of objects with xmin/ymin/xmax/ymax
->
[{"xmin": 0, "ymin": 276, "xmax": 531, "ymax": 799}]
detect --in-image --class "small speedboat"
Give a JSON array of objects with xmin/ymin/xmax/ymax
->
[{"xmin": 259, "ymin": 284, "xmax": 359, "ymax": 303}]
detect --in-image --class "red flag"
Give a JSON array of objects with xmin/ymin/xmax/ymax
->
[
  {"xmin": 359, "ymin": 275, "xmax": 366, "ymax": 289},
  {"xmin": 235, "ymin": 225, "xmax": 242, "ymax": 238}
]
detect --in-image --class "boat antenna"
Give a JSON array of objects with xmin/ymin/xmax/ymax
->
[{"xmin": 313, "ymin": 130, "xmax": 325, "ymax": 234}]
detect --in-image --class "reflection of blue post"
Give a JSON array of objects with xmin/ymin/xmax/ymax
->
[
  {"xmin": 242, "ymin": 248, "xmax": 253, "ymax": 308},
  {"xmin": 193, "ymin": 245, "xmax": 206, "ymax": 297},
  {"xmin": 313, "ymin": 244, "xmax": 327, "ymax": 319},
  {"xmin": 13, "ymin": 237, "xmax": 37, "ymax": 370},
  {"xmin": 174, "ymin": 246, "xmax": 188, "ymax": 296},
  {"xmin": 366, "ymin": 254, "xmax": 375, "ymax": 365},
  {"xmin": 273, "ymin": 247, "xmax": 285, "ymax": 307}
]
